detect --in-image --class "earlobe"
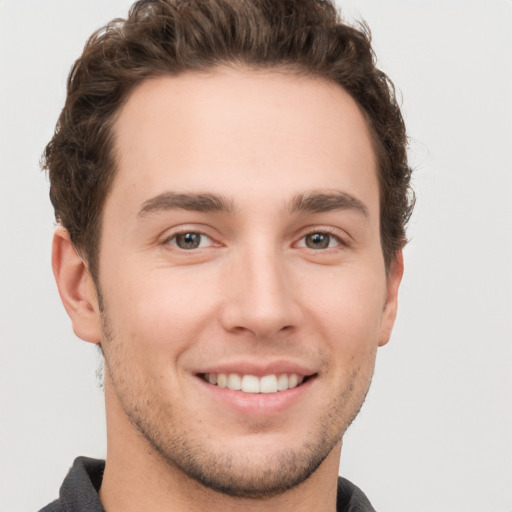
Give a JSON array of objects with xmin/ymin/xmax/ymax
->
[
  {"xmin": 378, "ymin": 250, "xmax": 404, "ymax": 347},
  {"xmin": 52, "ymin": 228, "xmax": 102, "ymax": 344}
]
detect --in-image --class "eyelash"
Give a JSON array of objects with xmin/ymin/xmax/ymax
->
[
  {"xmin": 162, "ymin": 227, "xmax": 348, "ymax": 252},
  {"xmin": 295, "ymin": 228, "xmax": 346, "ymax": 250},
  {"xmin": 163, "ymin": 230, "xmax": 217, "ymax": 250}
]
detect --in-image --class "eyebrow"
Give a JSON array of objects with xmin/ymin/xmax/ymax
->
[
  {"xmin": 138, "ymin": 192, "xmax": 235, "ymax": 218},
  {"xmin": 289, "ymin": 191, "xmax": 369, "ymax": 217},
  {"xmin": 137, "ymin": 190, "xmax": 368, "ymax": 219}
]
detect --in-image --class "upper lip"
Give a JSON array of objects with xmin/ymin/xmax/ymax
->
[{"xmin": 195, "ymin": 360, "xmax": 317, "ymax": 378}]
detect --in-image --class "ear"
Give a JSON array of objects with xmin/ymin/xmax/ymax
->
[
  {"xmin": 378, "ymin": 250, "xmax": 404, "ymax": 347},
  {"xmin": 52, "ymin": 228, "xmax": 102, "ymax": 344}
]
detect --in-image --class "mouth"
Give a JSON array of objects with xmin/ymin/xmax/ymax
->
[{"xmin": 198, "ymin": 372, "xmax": 314, "ymax": 394}]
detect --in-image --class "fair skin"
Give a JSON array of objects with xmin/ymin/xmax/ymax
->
[{"xmin": 53, "ymin": 68, "xmax": 403, "ymax": 512}]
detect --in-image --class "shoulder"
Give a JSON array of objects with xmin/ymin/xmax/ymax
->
[
  {"xmin": 337, "ymin": 476, "xmax": 377, "ymax": 512},
  {"xmin": 37, "ymin": 457, "xmax": 105, "ymax": 512}
]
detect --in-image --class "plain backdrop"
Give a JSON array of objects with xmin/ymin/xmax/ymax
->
[{"xmin": 1, "ymin": 1, "xmax": 511, "ymax": 511}]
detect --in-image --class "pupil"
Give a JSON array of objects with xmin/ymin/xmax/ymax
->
[
  {"xmin": 306, "ymin": 233, "xmax": 329, "ymax": 249},
  {"xmin": 177, "ymin": 233, "xmax": 201, "ymax": 249}
]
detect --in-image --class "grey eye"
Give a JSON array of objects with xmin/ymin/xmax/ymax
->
[
  {"xmin": 304, "ymin": 233, "xmax": 331, "ymax": 249},
  {"xmin": 174, "ymin": 232, "xmax": 204, "ymax": 250}
]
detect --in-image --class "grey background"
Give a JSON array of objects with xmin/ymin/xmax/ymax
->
[{"xmin": 1, "ymin": 1, "xmax": 511, "ymax": 511}]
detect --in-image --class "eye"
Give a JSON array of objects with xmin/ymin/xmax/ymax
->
[
  {"xmin": 297, "ymin": 232, "xmax": 342, "ymax": 250},
  {"xmin": 167, "ymin": 232, "xmax": 213, "ymax": 250}
]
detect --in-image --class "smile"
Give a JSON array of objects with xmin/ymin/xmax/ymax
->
[{"xmin": 200, "ymin": 373, "xmax": 309, "ymax": 394}]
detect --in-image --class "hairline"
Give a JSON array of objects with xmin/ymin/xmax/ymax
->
[{"xmin": 80, "ymin": 64, "xmax": 393, "ymax": 285}]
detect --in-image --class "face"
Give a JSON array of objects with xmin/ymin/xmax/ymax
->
[{"xmin": 94, "ymin": 68, "xmax": 401, "ymax": 497}]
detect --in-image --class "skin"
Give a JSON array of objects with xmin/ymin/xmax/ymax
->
[{"xmin": 53, "ymin": 67, "xmax": 403, "ymax": 512}]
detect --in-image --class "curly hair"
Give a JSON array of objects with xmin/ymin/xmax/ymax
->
[{"xmin": 42, "ymin": 0, "xmax": 414, "ymax": 280}]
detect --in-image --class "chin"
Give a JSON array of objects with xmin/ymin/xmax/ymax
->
[
  {"xmin": 125, "ymin": 394, "xmax": 349, "ymax": 499},
  {"xmin": 156, "ymin": 435, "xmax": 337, "ymax": 499}
]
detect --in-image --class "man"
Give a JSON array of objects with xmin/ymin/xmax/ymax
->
[{"xmin": 41, "ymin": 0, "xmax": 413, "ymax": 510}]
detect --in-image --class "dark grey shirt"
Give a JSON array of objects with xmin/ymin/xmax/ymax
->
[{"xmin": 39, "ymin": 457, "xmax": 376, "ymax": 511}]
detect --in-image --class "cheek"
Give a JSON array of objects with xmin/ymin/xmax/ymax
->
[
  {"xmin": 101, "ymin": 264, "xmax": 220, "ymax": 356},
  {"xmin": 302, "ymin": 265, "xmax": 387, "ymax": 353}
]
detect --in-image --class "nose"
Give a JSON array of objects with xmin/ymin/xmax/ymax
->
[{"xmin": 219, "ymin": 246, "xmax": 303, "ymax": 340}]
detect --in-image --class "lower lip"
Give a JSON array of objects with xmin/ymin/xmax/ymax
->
[{"xmin": 195, "ymin": 375, "xmax": 316, "ymax": 417}]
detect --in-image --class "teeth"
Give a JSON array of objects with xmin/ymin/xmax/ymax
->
[
  {"xmin": 242, "ymin": 375, "xmax": 260, "ymax": 393},
  {"xmin": 227, "ymin": 373, "xmax": 242, "ymax": 391},
  {"xmin": 203, "ymin": 372, "xmax": 306, "ymax": 394},
  {"xmin": 277, "ymin": 374, "xmax": 289, "ymax": 391},
  {"xmin": 217, "ymin": 373, "xmax": 227, "ymax": 388},
  {"xmin": 260, "ymin": 375, "xmax": 277, "ymax": 393}
]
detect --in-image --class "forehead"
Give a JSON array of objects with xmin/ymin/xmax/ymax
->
[{"xmin": 110, "ymin": 67, "xmax": 379, "ymax": 216}]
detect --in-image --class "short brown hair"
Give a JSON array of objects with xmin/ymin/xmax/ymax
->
[{"xmin": 43, "ymin": 0, "xmax": 414, "ymax": 280}]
